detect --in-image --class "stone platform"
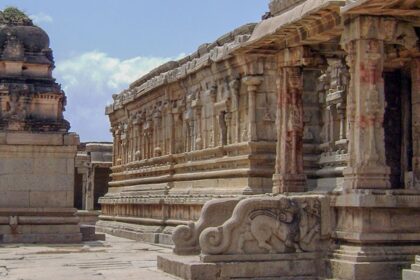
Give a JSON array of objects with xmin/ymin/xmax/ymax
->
[
  {"xmin": 158, "ymin": 253, "xmax": 322, "ymax": 280},
  {"xmin": 0, "ymin": 132, "xmax": 81, "ymax": 243},
  {"xmin": 0, "ymin": 235, "xmax": 177, "ymax": 280}
]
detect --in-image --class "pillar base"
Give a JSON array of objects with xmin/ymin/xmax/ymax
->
[
  {"xmin": 272, "ymin": 173, "xmax": 306, "ymax": 193},
  {"xmin": 343, "ymin": 166, "xmax": 391, "ymax": 189}
]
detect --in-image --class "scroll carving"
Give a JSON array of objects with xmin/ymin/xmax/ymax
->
[
  {"xmin": 199, "ymin": 195, "xmax": 328, "ymax": 255},
  {"xmin": 172, "ymin": 197, "xmax": 242, "ymax": 255}
]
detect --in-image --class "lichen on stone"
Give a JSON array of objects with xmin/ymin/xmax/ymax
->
[{"xmin": 0, "ymin": 7, "xmax": 33, "ymax": 26}]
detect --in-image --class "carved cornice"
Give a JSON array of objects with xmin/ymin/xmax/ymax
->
[{"xmin": 341, "ymin": 16, "xmax": 418, "ymax": 51}]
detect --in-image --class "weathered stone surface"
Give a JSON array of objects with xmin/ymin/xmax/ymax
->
[
  {"xmin": 101, "ymin": 1, "xmax": 420, "ymax": 279},
  {"xmin": 0, "ymin": 8, "xmax": 81, "ymax": 244},
  {"xmin": 0, "ymin": 235, "xmax": 176, "ymax": 280},
  {"xmin": 74, "ymin": 142, "xmax": 112, "ymax": 211},
  {"xmin": 172, "ymin": 197, "xmax": 242, "ymax": 255},
  {"xmin": 199, "ymin": 195, "xmax": 329, "ymax": 256}
]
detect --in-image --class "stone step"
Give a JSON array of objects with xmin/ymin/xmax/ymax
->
[
  {"xmin": 410, "ymin": 264, "xmax": 420, "ymax": 272},
  {"xmin": 403, "ymin": 269, "xmax": 420, "ymax": 280}
]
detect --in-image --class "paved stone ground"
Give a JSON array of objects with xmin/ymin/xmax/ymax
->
[{"xmin": 0, "ymin": 235, "xmax": 179, "ymax": 280}]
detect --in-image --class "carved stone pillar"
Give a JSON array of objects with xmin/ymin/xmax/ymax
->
[
  {"xmin": 341, "ymin": 16, "xmax": 391, "ymax": 189},
  {"xmin": 111, "ymin": 128, "xmax": 118, "ymax": 165},
  {"xmin": 162, "ymin": 100, "xmax": 170, "ymax": 155},
  {"xmin": 192, "ymin": 97, "xmax": 202, "ymax": 150},
  {"xmin": 273, "ymin": 67, "xmax": 305, "ymax": 193},
  {"xmin": 85, "ymin": 164, "xmax": 95, "ymax": 211},
  {"xmin": 171, "ymin": 108, "xmax": 180, "ymax": 154},
  {"xmin": 209, "ymin": 85, "xmax": 217, "ymax": 147},
  {"xmin": 229, "ymin": 79, "xmax": 240, "ymax": 143},
  {"xmin": 153, "ymin": 108, "xmax": 162, "ymax": 156},
  {"xmin": 412, "ymin": 59, "xmax": 420, "ymax": 189},
  {"xmin": 243, "ymin": 76, "xmax": 263, "ymax": 142}
]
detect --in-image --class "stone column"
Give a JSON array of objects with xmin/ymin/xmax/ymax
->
[
  {"xmin": 193, "ymin": 102, "xmax": 203, "ymax": 150},
  {"xmin": 229, "ymin": 79, "xmax": 240, "ymax": 143},
  {"xmin": 171, "ymin": 109, "xmax": 180, "ymax": 154},
  {"xmin": 85, "ymin": 164, "xmax": 95, "ymax": 211},
  {"xmin": 412, "ymin": 59, "xmax": 420, "ymax": 189},
  {"xmin": 341, "ymin": 16, "xmax": 391, "ymax": 189},
  {"xmin": 111, "ymin": 128, "xmax": 117, "ymax": 165},
  {"xmin": 154, "ymin": 110, "xmax": 162, "ymax": 156},
  {"xmin": 209, "ymin": 85, "xmax": 217, "ymax": 147},
  {"xmin": 243, "ymin": 76, "xmax": 263, "ymax": 142},
  {"xmin": 272, "ymin": 67, "xmax": 305, "ymax": 193}
]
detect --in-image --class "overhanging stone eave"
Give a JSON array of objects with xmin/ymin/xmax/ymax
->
[
  {"xmin": 341, "ymin": 0, "xmax": 420, "ymax": 18},
  {"xmin": 236, "ymin": 0, "xmax": 346, "ymax": 53}
]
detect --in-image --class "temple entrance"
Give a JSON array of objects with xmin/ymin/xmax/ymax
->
[
  {"xmin": 384, "ymin": 70, "xmax": 412, "ymax": 188},
  {"xmin": 93, "ymin": 167, "xmax": 111, "ymax": 210},
  {"xmin": 74, "ymin": 169, "xmax": 83, "ymax": 209}
]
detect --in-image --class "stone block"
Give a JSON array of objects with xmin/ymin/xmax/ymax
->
[
  {"xmin": 403, "ymin": 270, "xmax": 420, "ymax": 280},
  {"xmin": 33, "ymin": 158, "xmax": 68, "ymax": 175},
  {"xmin": 0, "ymin": 158, "xmax": 33, "ymax": 175},
  {"xmin": 29, "ymin": 191, "xmax": 70, "ymax": 208},
  {"xmin": 157, "ymin": 254, "xmax": 218, "ymax": 280},
  {"xmin": 4, "ymin": 132, "xmax": 64, "ymax": 146},
  {"xmin": 29, "ymin": 224, "xmax": 80, "ymax": 234},
  {"xmin": 0, "ymin": 191, "xmax": 30, "ymax": 207},
  {"xmin": 63, "ymin": 133, "xmax": 80, "ymax": 146},
  {"xmin": 2, "ymin": 232, "xmax": 82, "ymax": 243}
]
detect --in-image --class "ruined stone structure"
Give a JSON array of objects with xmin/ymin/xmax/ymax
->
[
  {"xmin": 98, "ymin": 23, "xmax": 279, "ymax": 242},
  {"xmin": 75, "ymin": 142, "xmax": 112, "ymax": 212},
  {"xmin": 102, "ymin": 0, "xmax": 420, "ymax": 278},
  {"xmin": 74, "ymin": 142, "xmax": 112, "ymax": 231},
  {"xmin": 0, "ymin": 8, "xmax": 81, "ymax": 243}
]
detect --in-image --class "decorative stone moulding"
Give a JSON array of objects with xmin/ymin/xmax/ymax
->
[{"xmin": 172, "ymin": 197, "xmax": 243, "ymax": 255}]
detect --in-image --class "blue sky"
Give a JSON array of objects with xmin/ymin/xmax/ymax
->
[{"xmin": 1, "ymin": 1, "xmax": 268, "ymax": 142}]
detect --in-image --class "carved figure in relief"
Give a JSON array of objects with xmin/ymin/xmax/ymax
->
[
  {"xmin": 238, "ymin": 198, "xmax": 301, "ymax": 253},
  {"xmin": 236, "ymin": 198, "xmax": 321, "ymax": 254}
]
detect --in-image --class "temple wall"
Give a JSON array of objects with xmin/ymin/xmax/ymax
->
[
  {"xmin": 101, "ymin": 2, "xmax": 420, "ymax": 278},
  {"xmin": 107, "ymin": 55, "xmax": 278, "ymax": 195}
]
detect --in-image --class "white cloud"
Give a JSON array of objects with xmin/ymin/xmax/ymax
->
[
  {"xmin": 30, "ymin": 12, "xmax": 53, "ymax": 24},
  {"xmin": 55, "ymin": 51, "xmax": 183, "ymax": 142}
]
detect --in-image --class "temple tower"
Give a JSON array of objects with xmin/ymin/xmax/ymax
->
[{"xmin": 0, "ymin": 8, "xmax": 81, "ymax": 243}]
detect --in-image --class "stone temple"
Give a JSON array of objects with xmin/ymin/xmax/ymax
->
[
  {"xmin": 0, "ymin": 8, "xmax": 81, "ymax": 243},
  {"xmin": 1, "ymin": 1, "xmax": 420, "ymax": 280},
  {"xmin": 99, "ymin": 0, "xmax": 420, "ymax": 279}
]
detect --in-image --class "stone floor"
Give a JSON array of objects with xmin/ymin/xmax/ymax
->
[{"xmin": 0, "ymin": 235, "xmax": 179, "ymax": 280}]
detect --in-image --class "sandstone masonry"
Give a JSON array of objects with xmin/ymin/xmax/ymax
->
[
  {"xmin": 102, "ymin": 0, "xmax": 420, "ymax": 279},
  {"xmin": 0, "ymin": 8, "xmax": 81, "ymax": 243}
]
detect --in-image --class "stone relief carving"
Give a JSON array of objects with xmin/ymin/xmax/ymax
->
[
  {"xmin": 199, "ymin": 195, "xmax": 328, "ymax": 255},
  {"xmin": 172, "ymin": 197, "xmax": 242, "ymax": 255}
]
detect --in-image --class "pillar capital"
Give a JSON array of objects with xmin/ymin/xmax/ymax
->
[
  {"xmin": 243, "ymin": 76, "xmax": 263, "ymax": 91},
  {"xmin": 243, "ymin": 76, "xmax": 263, "ymax": 142},
  {"xmin": 341, "ymin": 16, "xmax": 417, "ymax": 51}
]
